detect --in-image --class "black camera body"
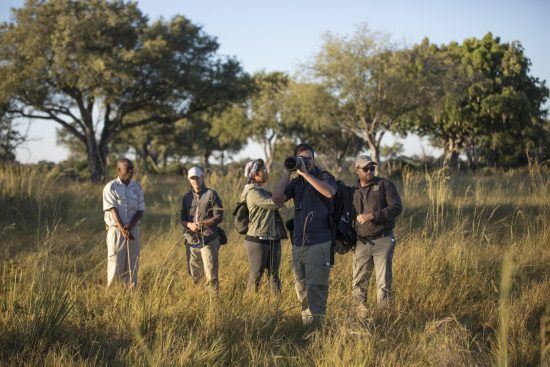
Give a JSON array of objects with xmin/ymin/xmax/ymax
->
[{"xmin": 284, "ymin": 156, "xmax": 304, "ymax": 171}]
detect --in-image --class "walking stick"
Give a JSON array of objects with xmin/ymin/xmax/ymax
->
[{"xmin": 125, "ymin": 237, "xmax": 133, "ymax": 288}]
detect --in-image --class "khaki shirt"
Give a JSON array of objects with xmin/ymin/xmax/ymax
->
[
  {"xmin": 103, "ymin": 178, "xmax": 145, "ymax": 229},
  {"xmin": 241, "ymin": 183, "xmax": 286, "ymax": 240}
]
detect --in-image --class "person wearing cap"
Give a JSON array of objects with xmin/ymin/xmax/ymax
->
[
  {"xmin": 180, "ymin": 167, "xmax": 224, "ymax": 291},
  {"xmin": 352, "ymin": 155, "xmax": 403, "ymax": 316},
  {"xmin": 102, "ymin": 158, "xmax": 145, "ymax": 288},
  {"xmin": 241, "ymin": 158, "xmax": 287, "ymax": 294},
  {"xmin": 272, "ymin": 143, "xmax": 337, "ymax": 326}
]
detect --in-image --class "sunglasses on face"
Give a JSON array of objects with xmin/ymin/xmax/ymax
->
[{"xmin": 361, "ymin": 166, "xmax": 376, "ymax": 172}]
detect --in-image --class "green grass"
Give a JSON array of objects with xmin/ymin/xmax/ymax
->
[{"xmin": 0, "ymin": 164, "xmax": 548, "ymax": 366}]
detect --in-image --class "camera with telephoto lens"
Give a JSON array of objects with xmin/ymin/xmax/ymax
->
[{"xmin": 284, "ymin": 156, "xmax": 305, "ymax": 171}]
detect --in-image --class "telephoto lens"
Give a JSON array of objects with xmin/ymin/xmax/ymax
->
[{"xmin": 284, "ymin": 156, "xmax": 299, "ymax": 171}]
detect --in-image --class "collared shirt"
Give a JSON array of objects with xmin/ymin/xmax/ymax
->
[
  {"xmin": 353, "ymin": 176, "xmax": 402, "ymax": 238},
  {"xmin": 180, "ymin": 186, "xmax": 223, "ymax": 246},
  {"xmin": 180, "ymin": 186, "xmax": 223, "ymax": 225},
  {"xmin": 284, "ymin": 167, "xmax": 337, "ymax": 246},
  {"xmin": 103, "ymin": 177, "xmax": 145, "ymax": 228}
]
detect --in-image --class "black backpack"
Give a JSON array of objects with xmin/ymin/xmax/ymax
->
[
  {"xmin": 233, "ymin": 188, "xmax": 253, "ymax": 235},
  {"xmin": 233, "ymin": 200, "xmax": 249, "ymax": 234},
  {"xmin": 284, "ymin": 179, "xmax": 356, "ymax": 259},
  {"xmin": 330, "ymin": 181, "xmax": 357, "ymax": 255}
]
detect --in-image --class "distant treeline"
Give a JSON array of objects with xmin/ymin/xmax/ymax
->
[{"xmin": 0, "ymin": 1, "xmax": 548, "ymax": 181}]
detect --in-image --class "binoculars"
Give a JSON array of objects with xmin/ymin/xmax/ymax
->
[{"xmin": 284, "ymin": 156, "xmax": 304, "ymax": 171}]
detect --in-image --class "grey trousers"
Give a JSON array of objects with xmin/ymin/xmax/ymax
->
[
  {"xmin": 244, "ymin": 240, "xmax": 281, "ymax": 293},
  {"xmin": 292, "ymin": 241, "xmax": 332, "ymax": 324},
  {"xmin": 352, "ymin": 234, "xmax": 396, "ymax": 306},
  {"xmin": 188, "ymin": 239, "xmax": 220, "ymax": 291}
]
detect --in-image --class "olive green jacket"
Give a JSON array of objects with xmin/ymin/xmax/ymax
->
[{"xmin": 241, "ymin": 184, "xmax": 287, "ymax": 240}]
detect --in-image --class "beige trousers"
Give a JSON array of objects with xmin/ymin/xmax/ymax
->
[
  {"xmin": 352, "ymin": 234, "xmax": 396, "ymax": 306},
  {"xmin": 188, "ymin": 239, "xmax": 220, "ymax": 291},
  {"xmin": 106, "ymin": 226, "xmax": 139, "ymax": 287}
]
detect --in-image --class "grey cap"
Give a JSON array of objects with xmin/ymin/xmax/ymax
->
[
  {"xmin": 355, "ymin": 155, "xmax": 376, "ymax": 168},
  {"xmin": 187, "ymin": 167, "xmax": 203, "ymax": 179}
]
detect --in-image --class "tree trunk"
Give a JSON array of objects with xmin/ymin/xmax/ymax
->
[
  {"xmin": 465, "ymin": 146, "xmax": 478, "ymax": 172},
  {"xmin": 364, "ymin": 132, "xmax": 381, "ymax": 176},
  {"xmin": 86, "ymin": 135, "xmax": 108, "ymax": 183},
  {"xmin": 141, "ymin": 140, "xmax": 159, "ymax": 173},
  {"xmin": 201, "ymin": 153, "xmax": 211, "ymax": 169},
  {"xmin": 219, "ymin": 151, "xmax": 225, "ymax": 167},
  {"xmin": 444, "ymin": 150, "xmax": 459, "ymax": 170},
  {"xmin": 443, "ymin": 137, "xmax": 459, "ymax": 170},
  {"xmin": 262, "ymin": 136, "xmax": 276, "ymax": 172},
  {"xmin": 333, "ymin": 151, "xmax": 346, "ymax": 177}
]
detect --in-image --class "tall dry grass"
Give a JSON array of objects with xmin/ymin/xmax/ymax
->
[{"xmin": 0, "ymin": 164, "xmax": 548, "ymax": 366}]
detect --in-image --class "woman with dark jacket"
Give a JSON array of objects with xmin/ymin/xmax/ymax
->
[{"xmin": 241, "ymin": 159, "xmax": 287, "ymax": 293}]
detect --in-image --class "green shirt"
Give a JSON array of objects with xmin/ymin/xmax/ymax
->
[{"xmin": 241, "ymin": 183, "xmax": 287, "ymax": 240}]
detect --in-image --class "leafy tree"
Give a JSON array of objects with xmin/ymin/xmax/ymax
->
[
  {"xmin": 402, "ymin": 34, "xmax": 548, "ymax": 169},
  {"xmin": 172, "ymin": 108, "xmax": 248, "ymax": 168},
  {"xmin": 0, "ymin": 0, "xmax": 248, "ymax": 181},
  {"xmin": 474, "ymin": 117, "xmax": 549, "ymax": 168},
  {"xmin": 246, "ymin": 72, "xmax": 292, "ymax": 170},
  {"xmin": 311, "ymin": 24, "xmax": 424, "ymax": 172},
  {"xmin": 380, "ymin": 140, "xmax": 405, "ymax": 175},
  {"xmin": 211, "ymin": 71, "xmax": 293, "ymax": 171},
  {"xmin": 109, "ymin": 113, "xmax": 174, "ymax": 173},
  {"xmin": 210, "ymin": 102, "xmax": 250, "ymax": 163},
  {"xmin": 282, "ymin": 81, "xmax": 362, "ymax": 176}
]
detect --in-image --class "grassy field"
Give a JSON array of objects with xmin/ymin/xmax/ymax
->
[{"xmin": 0, "ymin": 163, "xmax": 548, "ymax": 366}]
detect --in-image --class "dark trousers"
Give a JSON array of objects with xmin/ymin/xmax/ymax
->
[{"xmin": 244, "ymin": 239, "xmax": 281, "ymax": 293}]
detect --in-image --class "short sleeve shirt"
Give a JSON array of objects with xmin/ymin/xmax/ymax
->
[
  {"xmin": 103, "ymin": 178, "xmax": 145, "ymax": 228},
  {"xmin": 284, "ymin": 167, "xmax": 337, "ymax": 246}
]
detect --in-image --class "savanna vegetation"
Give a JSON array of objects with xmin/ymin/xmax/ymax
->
[
  {"xmin": 0, "ymin": 1, "xmax": 549, "ymax": 365},
  {"xmin": 0, "ymin": 163, "xmax": 548, "ymax": 366}
]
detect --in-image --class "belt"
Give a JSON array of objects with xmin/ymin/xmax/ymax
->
[{"xmin": 357, "ymin": 230, "xmax": 393, "ymax": 243}]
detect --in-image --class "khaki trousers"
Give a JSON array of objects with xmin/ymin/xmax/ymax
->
[
  {"xmin": 352, "ymin": 234, "xmax": 396, "ymax": 306},
  {"xmin": 107, "ymin": 226, "xmax": 139, "ymax": 287},
  {"xmin": 292, "ymin": 241, "xmax": 332, "ymax": 324},
  {"xmin": 188, "ymin": 239, "xmax": 220, "ymax": 290}
]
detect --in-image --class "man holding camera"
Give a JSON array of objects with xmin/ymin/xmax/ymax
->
[
  {"xmin": 352, "ymin": 155, "xmax": 403, "ymax": 317},
  {"xmin": 273, "ymin": 143, "xmax": 337, "ymax": 326},
  {"xmin": 181, "ymin": 167, "xmax": 224, "ymax": 291}
]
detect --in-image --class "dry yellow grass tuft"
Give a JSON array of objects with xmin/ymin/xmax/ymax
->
[{"xmin": 0, "ymin": 164, "xmax": 548, "ymax": 366}]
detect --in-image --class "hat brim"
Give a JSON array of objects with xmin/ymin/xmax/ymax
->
[{"xmin": 356, "ymin": 162, "xmax": 377, "ymax": 168}]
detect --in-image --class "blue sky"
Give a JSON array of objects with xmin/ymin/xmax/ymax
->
[{"xmin": 2, "ymin": 0, "xmax": 549, "ymax": 162}]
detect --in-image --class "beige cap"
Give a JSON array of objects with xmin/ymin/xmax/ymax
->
[
  {"xmin": 355, "ymin": 155, "xmax": 376, "ymax": 168},
  {"xmin": 187, "ymin": 167, "xmax": 203, "ymax": 179}
]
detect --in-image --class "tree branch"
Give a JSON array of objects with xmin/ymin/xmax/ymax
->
[
  {"xmin": 115, "ymin": 115, "xmax": 172, "ymax": 132},
  {"xmin": 376, "ymin": 130, "xmax": 385, "ymax": 149},
  {"xmin": 43, "ymin": 105, "xmax": 86, "ymax": 131},
  {"xmin": 6, "ymin": 108, "xmax": 86, "ymax": 143}
]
